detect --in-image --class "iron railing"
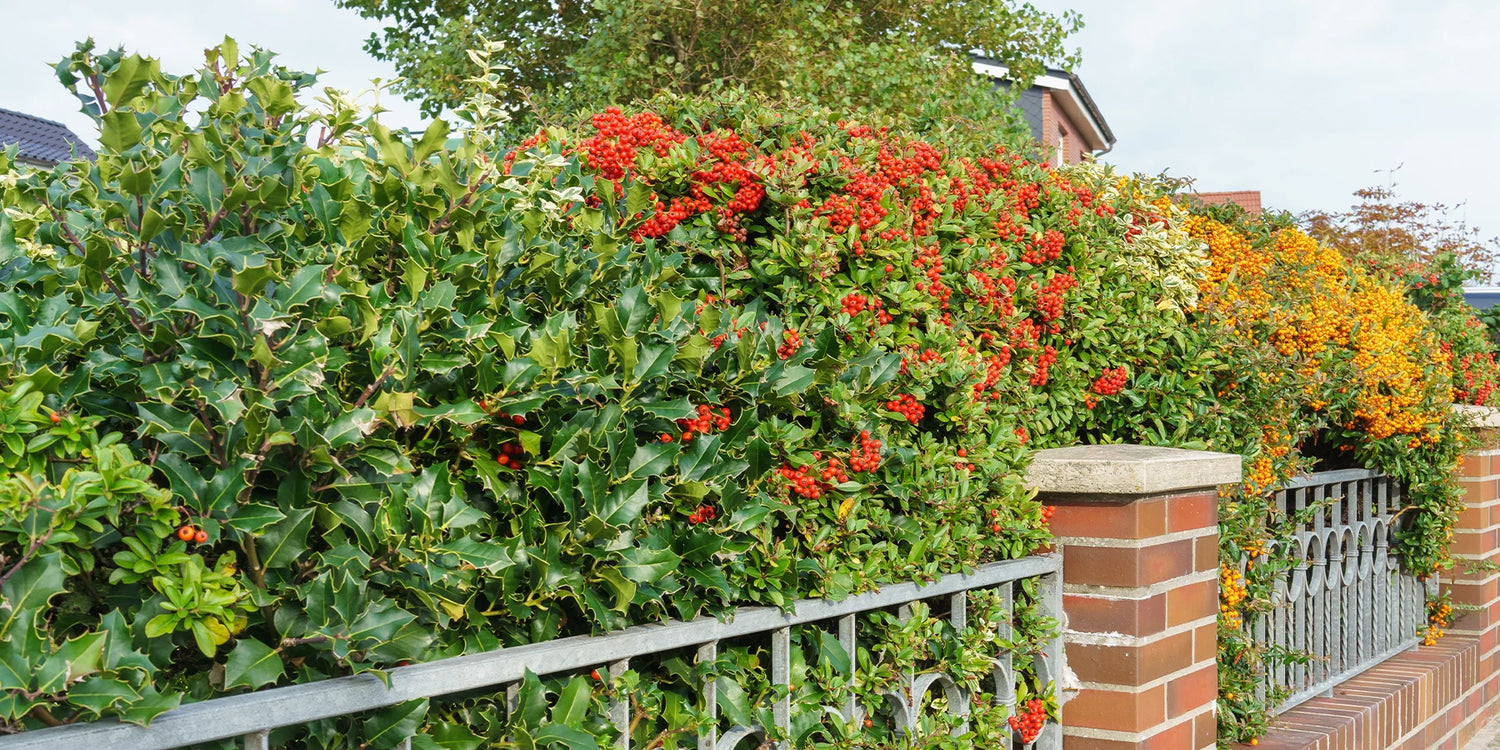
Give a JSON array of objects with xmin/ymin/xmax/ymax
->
[
  {"xmin": 2, "ymin": 554, "xmax": 1063, "ymax": 750},
  {"xmin": 1257, "ymin": 468, "xmax": 1432, "ymax": 712}
]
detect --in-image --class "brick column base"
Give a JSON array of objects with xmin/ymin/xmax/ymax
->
[{"xmin": 1028, "ymin": 445, "xmax": 1241, "ymax": 750}]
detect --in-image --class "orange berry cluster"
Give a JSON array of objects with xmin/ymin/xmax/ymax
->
[
  {"xmin": 1090, "ymin": 367, "xmax": 1128, "ymax": 396},
  {"xmin": 1007, "ymin": 698, "xmax": 1047, "ymax": 743},
  {"xmin": 175, "ymin": 524, "xmax": 209, "ymax": 544},
  {"xmin": 849, "ymin": 431, "xmax": 882, "ymax": 472},
  {"xmin": 885, "ymin": 393, "xmax": 924, "ymax": 423},
  {"xmin": 1220, "ymin": 564, "xmax": 1248, "ymax": 630},
  {"xmin": 1040, "ymin": 505, "xmax": 1056, "ymax": 523},
  {"xmin": 1423, "ymin": 600, "xmax": 1454, "ymax": 646}
]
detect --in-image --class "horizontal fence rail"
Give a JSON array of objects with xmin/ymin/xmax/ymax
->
[
  {"xmin": 1257, "ymin": 469, "xmax": 1431, "ymax": 713},
  {"xmin": 2, "ymin": 554, "xmax": 1063, "ymax": 750}
]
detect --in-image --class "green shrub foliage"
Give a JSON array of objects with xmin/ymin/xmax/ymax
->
[{"xmin": 0, "ymin": 40, "xmax": 1210, "ymax": 742}]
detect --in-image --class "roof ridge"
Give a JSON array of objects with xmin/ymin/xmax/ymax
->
[{"xmin": 0, "ymin": 106, "xmax": 81, "ymax": 131}]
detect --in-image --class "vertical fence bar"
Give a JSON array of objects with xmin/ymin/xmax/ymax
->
[
  {"xmin": 243, "ymin": 730, "xmax": 269, "ymax": 750},
  {"xmin": 698, "ymin": 641, "xmax": 717, "ymax": 750},
  {"xmin": 1037, "ymin": 571, "xmax": 1065, "ymax": 750},
  {"xmin": 838, "ymin": 614, "xmax": 858, "ymax": 723},
  {"xmin": 772, "ymin": 627, "xmax": 791, "ymax": 734},
  {"xmin": 998, "ymin": 582, "xmax": 1016, "ymax": 750},
  {"xmin": 610, "ymin": 658, "xmax": 630, "ymax": 750}
]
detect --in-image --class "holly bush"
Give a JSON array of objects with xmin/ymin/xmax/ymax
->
[
  {"xmin": 0, "ymin": 39, "xmax": 1210, "ymax": 745},
  {"xmin": 0, "ymin": 39, "xmax": 1478, "ymax": 748}
]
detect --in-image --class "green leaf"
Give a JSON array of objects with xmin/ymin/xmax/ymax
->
[
  {"xmin": 363, "ymin": 698, "xmax": 428, "ymax": 749},
  {"xmin": 619, "ymin": 547, "xmax": 680, "ymax": 584},
  {"xmin": 774, "ymin": 365, "xmax": 817, "ymax": 396},
  {"xmin": 65, "ymin": 675, "xmax": 142, "ymax": 715},
  {"xmin": 324, "ymin": 407, "xmax": 378, "ymax": 448},
  {"xmin": 118, "ymin": 688, "xmax": 182, "ymax": 727},
  {"xmin": 257, "ymin": 506, "xmax": 315, "ymax": 569},
  {"xmin": 552, "ymin": 675, "xmax": 592, "ymax": 726},
  {"xmin": 223, "ymin": 638, "xmax": 285, "ymax": 690},
  {"xmin": 625, "ymin": 442, "xmax": 679, "ymax": 479},
  {"xmin": 534, "ymin": 724, "xmax": 600, "ymax": 750},
  {"xmin": 595, "ymin": 567, "xmax": 636, "ymax": 614},
  {"xmin": 0, "ymin": 553, "xmax": 64, "ymax": 638}
]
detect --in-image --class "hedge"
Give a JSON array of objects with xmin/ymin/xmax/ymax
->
[{"xmin": 0, "ymin": 39, "xmax": 1478, "ymax": 747}]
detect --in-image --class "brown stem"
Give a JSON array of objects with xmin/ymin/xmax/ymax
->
[
  {"xmin": 26, "ymin": 706, "xmax": 62, "ymax": 727},
  {"xmin": 428, "ymin": 165, "xmax": 493, "ymax": 234},
  {"xmin": 241, "ymin": 530, "xmax": 266, "ymax": 589},
  {"xmin": 192, "ymin": 399, "xmax": 228, "ymax": 468},
  {"xmin": 41, "ymin": 198, "xmax": 153, "ymax": 338},
  {"xmin": 199, "ymin": 205, "xmax": 230, "ymax": 243},
  {"xmin": 0, "ymin": 530, "xmax": 54, "ymax": 590},
  {"xmin": 277, "ymin": 635, "xmax": 333, "ymax": 650},
  {"xmin": 353, "ymin": 367, "xmax": 396, "ymax": 409}
]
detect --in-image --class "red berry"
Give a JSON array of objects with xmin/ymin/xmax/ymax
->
[
  {"xmin": 194, "ymin": 529, "xmax": 209, "ymax": 544},
  {"xmin": 49, "ymin": 413, "xmax": 60, "ymax": 424},
  {"xmin": 512, "ymin": 415, "xmax": 526, "ymax": 425},
  {"xmin": 176, "ymin": 525, "xmax": 196, "ymax": 542}
]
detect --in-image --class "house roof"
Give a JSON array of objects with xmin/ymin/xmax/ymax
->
[
  {"xmin": 0, "ymin": 108, "xmax": 95, "ymax": 167},
  {"xmin": 1193, "ymin": 190, "xmax": 1263, "ymax": 215},
  {"xmin": 972, "ymin": 58, "xmax": 1117, "ymax": 153}
]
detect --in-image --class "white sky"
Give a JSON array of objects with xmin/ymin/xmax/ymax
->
[{"xmin": 2, "ymin": 0, "xmax": 1496, "ymax": 239}]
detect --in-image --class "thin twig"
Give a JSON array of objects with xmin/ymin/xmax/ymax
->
[{"xmin": 353, "ymin": 367, "xmax": 396, "ymax": 409}]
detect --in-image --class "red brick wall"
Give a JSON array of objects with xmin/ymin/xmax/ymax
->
[{"xmin": 1048, "ymin": 490, "xmax": 1221, "ymax": 749}]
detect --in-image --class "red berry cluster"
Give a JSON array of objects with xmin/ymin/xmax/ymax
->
[
  {"xmin": 577, "ymin": 107, "xmax": 686, "ymax": 181},
  {"xmin": 1090, "ymin": 366, "xmax": 1128, "ymax": 396},
  {"xmin": 815, "ymin": 451, "xmax": 850, "ymax": 484},
  {"xmin": 496, "ymin": 442, "xmax": 526, "ymax": 470},
  {"xmin": 1033, "ymin": 273, "xmax": 1077, "ymax": 322},
  {"xmin": 849, "ymin": 431, "xmax": 883, "ymax": 472},
  {"xmin": 778, "ymin": 463, "xmax": 829, "ymax": 499},
  {"xmin": 663, "ymin": 404, "xmax": 732, "ymax": 442},
  {"xmin": 1014, "ymin": 426, "xmax": 1029, "ymax": 445},
  {"xmin": 1008, "ymin": 698, "xmax": 1047, "ymax": 743},
  {"xmin": 840, "ymin": 292, "xmax": 869, "ymax": 316},
  {"xmin": 1020, "ymin": 228, "xmax": 1066, "ymax": 266},
  {"xmin": 886, "ymin": 393, "xmax": 924, "ymax": 424},
  {"xmin": 777, "ymin": 329, "xmax": 803, "ymax": 359},
  {"xmin": 1028, "ymin": 345, "xmax": 1058, "ymax": 387},
  {"xmin": 687, "ymin": 504, "xmax": 717, "ymax": 525},
  {"xmin": 1041, "ymin": 505, "xmax": 1056, "ymax": 523}
]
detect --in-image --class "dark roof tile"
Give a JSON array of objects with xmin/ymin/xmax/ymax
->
[{"xmin": 0, "ymin": 108, "xmax": 95, "ymax": 166}]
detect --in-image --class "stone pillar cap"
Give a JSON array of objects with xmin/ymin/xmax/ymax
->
[
  {"xmin": 1453, "ymin": 403, "xmax": 1500, "ymax": 429},
  {"xmin": 1026, "ymin": 444, "xmax": 1242, "ymax": 496}
]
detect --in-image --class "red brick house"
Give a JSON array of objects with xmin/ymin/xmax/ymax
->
[{"xmin": 972, "ymin": 58, "xmax": 1116, "ymax": 165}]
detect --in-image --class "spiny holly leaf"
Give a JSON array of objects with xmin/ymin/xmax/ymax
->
[{"xmin": 223, "ymin": 638, "xmax": 285, "ymax": 691}]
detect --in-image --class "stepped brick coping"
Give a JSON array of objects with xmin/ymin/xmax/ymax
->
[
  {"xmin": 1027, "ymin": 444, "xmax": 1243, "ymax": 497},
  {"xmin": 1232, "ymin": 633, "xmax": 1490, "ymax": 750}
]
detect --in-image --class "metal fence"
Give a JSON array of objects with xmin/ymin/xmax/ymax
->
[
  {"xmin": 1257, "ymin": 469, "xmax": 1432, "ymax": 712},
  {"xmin": 2, "ymin": 554, "xmax": 1063, "ymax": 750}
]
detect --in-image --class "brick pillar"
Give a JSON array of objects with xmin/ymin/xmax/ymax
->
[
  {"xmin": 1444, "ymin": 405, "xmax": 1500, "ymax": 721},
  {"xmin": 1027, "ymin": 445, "xmax": 1241, "ymax": 750}
]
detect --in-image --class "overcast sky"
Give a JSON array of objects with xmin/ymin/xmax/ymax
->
[{"xmin": 3, "ymin": 0, "xmax": 1496, "ymax": 239}]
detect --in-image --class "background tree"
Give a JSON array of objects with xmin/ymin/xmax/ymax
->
[
  {"xmin": 335, "ymin": 0, "xmax": 1081, "ymax": 146},
  {"xmin": 1301, "ymin": 183, "xmax": 1498, "ymax": 283}
]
